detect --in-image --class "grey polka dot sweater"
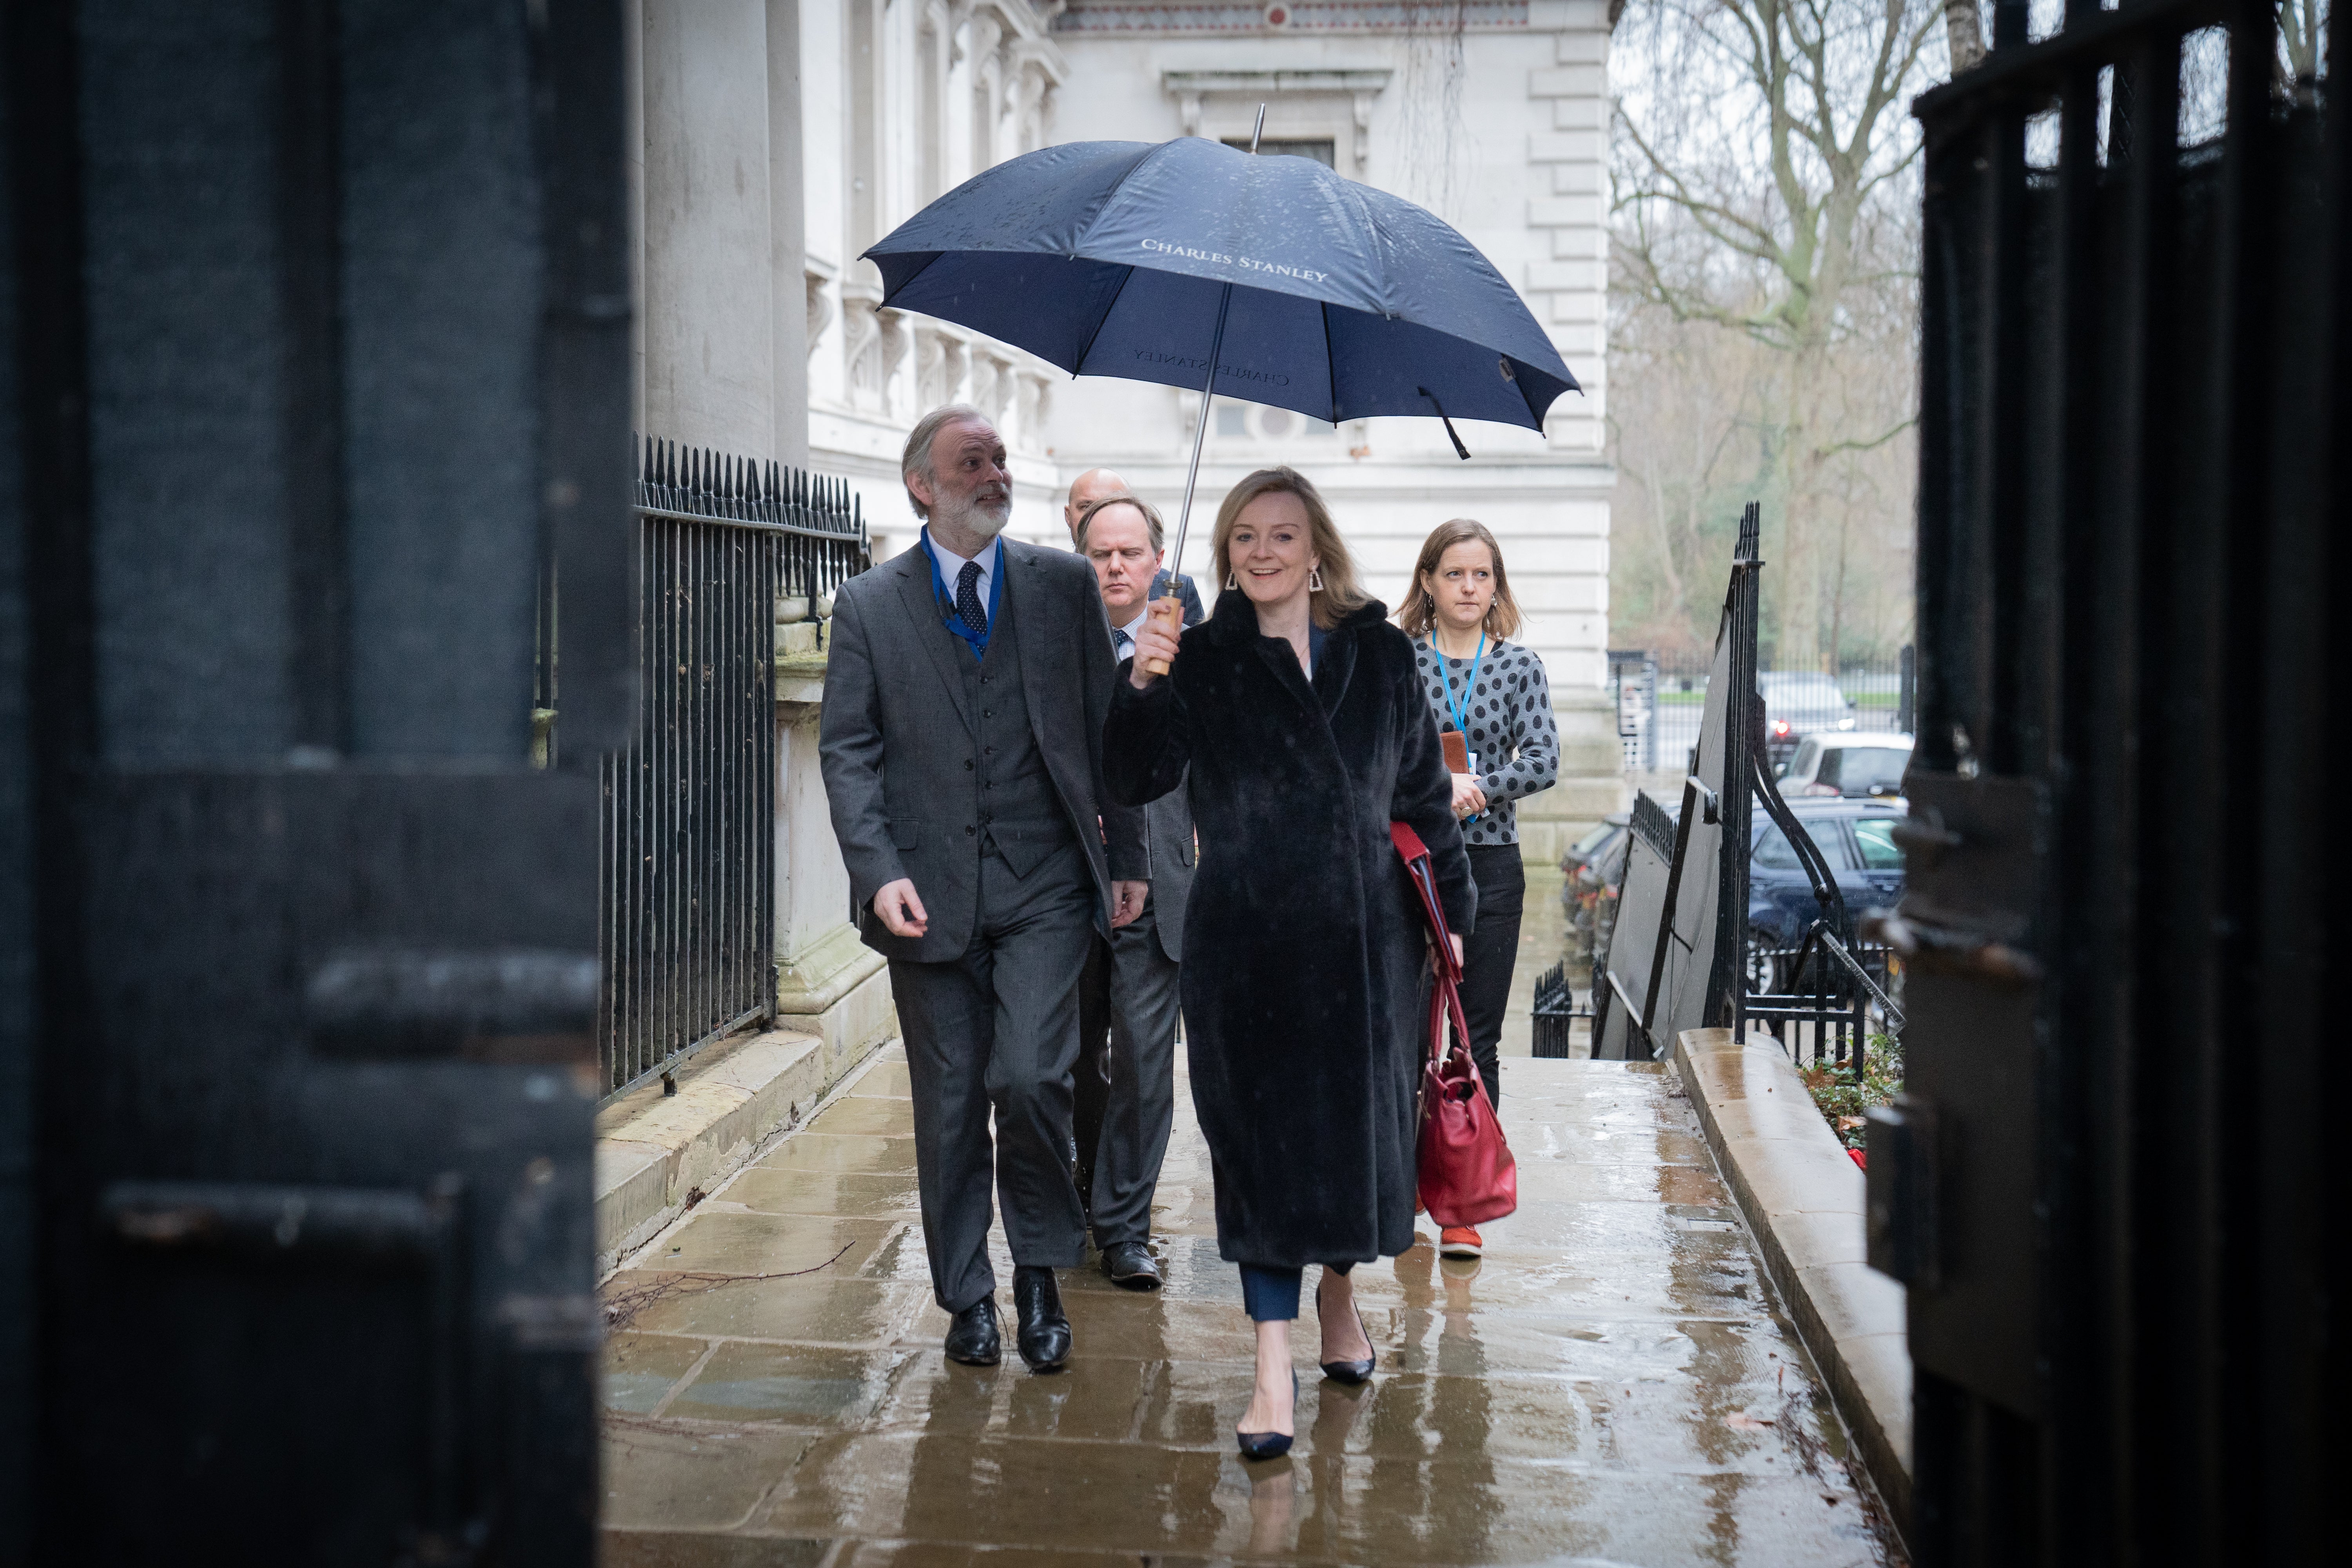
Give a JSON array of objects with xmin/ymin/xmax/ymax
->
[{"xmin": 1410, "ymin": 636, "xmax": 1561, "ymax": 847}]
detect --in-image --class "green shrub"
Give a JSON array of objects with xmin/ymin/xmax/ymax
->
[{"xmin": 1797, "ymin": 1035, "xmax": 1903, "ymax": 1150}]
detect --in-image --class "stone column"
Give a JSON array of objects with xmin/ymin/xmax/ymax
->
[
  {"xmin": 640, "ymin": 0, "xmax": 778, "ymax": 455},
  {"xmin": 767, "ymin": 0, "xmax": 809, "ymax": 467},
  {"xmin": 772, "ymin": 623, "xmax": 895, "ymax": 1078},
  {"xmin": 1512, "ymin": 688, "xmax": 1628, "ymax": 867}
]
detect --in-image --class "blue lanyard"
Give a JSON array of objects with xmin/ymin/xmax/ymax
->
[
  {"xmin": 1434, "ymin": 632, "xmax": 1486, "ymax": 740},
  {"xmin": 923, "ymin": 526, "xmax": 1003, "ymax": 657}
]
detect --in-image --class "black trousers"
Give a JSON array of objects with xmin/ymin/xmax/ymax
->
[{"xmin": 1458, "ymin": 844, "xmax": 1526, "ymax": 1109}]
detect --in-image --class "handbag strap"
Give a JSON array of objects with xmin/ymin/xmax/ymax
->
[
  {"xmin": 1389, "ymin": 820, "xmax": 1462, "ymax": 984},
  {"xmin": 1425, "ymin": 962, "xmax": 1472, "ymax": 1068}
]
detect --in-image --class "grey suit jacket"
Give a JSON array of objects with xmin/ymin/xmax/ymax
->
[
  {"xmin": 820, "ymin": 535, "xmax": 1147, "ymax": 965},
  {"xmin": 1138, "ymin": 785, "xmax": 1194, "ymax": 963}
]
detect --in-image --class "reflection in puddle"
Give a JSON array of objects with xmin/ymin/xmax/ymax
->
[
  {"xmin": 1247, "ymin": 1456, "xmax": 1296, "ymax": 1556},
  {"xmin": 598, "ymin": 1055, "xmax": 1895, "ymax": 1564}
]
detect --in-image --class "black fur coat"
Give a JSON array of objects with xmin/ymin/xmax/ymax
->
[{"xmin": 1105, "ymin": 592, "xmax": 1474, "ymax": 1267}]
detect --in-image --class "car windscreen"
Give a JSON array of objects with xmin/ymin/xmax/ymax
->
[
  {"xmin": 1755, "ymin": 819, "xmax": 1857, "ymax": 871},
  {"xmin": 1852, "ymin": 817, "xmax": 1904, "ymax": 870},
  {"xmin": 1819, "ymin": 746, "xmax": 1909, "ymax": 795}
]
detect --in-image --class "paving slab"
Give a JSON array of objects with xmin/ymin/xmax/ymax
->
[{"xmin": 602, "ymin": 1052, "xmax": 1904, "ymax": 1565}]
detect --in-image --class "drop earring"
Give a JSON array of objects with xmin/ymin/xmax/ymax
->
[
  {"xmin": 1310, "ymin": 567, "xmax": 1325, "ymax": 592},
  {"xmin": 1226, "ymin": 571, "xmax": 1238, "ymax": 590}
]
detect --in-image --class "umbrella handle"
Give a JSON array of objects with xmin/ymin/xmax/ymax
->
[{"xmin": 1140, "ymin": 595, "xmax": 1183, "ymax": 677}]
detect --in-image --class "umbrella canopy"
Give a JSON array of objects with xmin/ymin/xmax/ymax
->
[{"xmin": 863, "ymin": 137, "xmax": 1579, "ymax": 433}]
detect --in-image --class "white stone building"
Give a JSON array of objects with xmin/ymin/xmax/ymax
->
[{"xmin": 632, "ymin": 3, "xmax": 1620, "ymax": 939}]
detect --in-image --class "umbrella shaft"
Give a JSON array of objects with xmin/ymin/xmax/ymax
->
[{"xmin": 1161, "ymin": 281, "xmax": 1234, "ymax": 603}]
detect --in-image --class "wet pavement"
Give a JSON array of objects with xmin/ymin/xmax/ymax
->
[{"xmin": 599, "ymin": 1044, "xmax": 1900, "ymax": 1566}]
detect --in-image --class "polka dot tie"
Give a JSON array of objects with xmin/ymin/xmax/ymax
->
[
  {"xmin": 955, "ymin": 560, "xmax": 986, "ymax": 636},
  {"xmin": 1114, "ymin": 628, "xmax": 1134, "ymax": 662}
]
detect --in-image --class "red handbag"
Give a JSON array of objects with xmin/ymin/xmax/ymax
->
[{"xmin": 1390, "ymin": 822, "xmax": 1519, "ymax": 1227}]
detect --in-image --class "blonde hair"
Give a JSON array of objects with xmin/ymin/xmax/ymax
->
[
  {"xmin": 1397, "ymin": 518, "xmax": 1522, "ymax": 641},
  {"xmin": 1209, "ymin": 467, "xmax": 1372, "ymax": 630}
]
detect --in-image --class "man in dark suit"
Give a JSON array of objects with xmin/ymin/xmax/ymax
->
[
  {"xmin": 1065, "ymin": 466, "xmax": 1203, "ymax": 624},
  {"xmin": 1069, "ymin": 493, "xmax": 1196, "ymax": 1290},
  {"xmin": 820, "ymin": 405, "xmax": 1147, "ymax": 1372}
]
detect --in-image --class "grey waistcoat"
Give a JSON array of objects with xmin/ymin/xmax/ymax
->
[{"xmin": 960, "ymin": 592, "xmax": 1073, "ymax": 877}]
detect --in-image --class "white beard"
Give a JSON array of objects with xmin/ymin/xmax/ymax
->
[{"xmin": 934, "ymin": 488, "xmax": 1011, "ymax": 542}]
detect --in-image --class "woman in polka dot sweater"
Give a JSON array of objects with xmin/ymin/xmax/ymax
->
[{"xmin": 1401, "ymin": 519, "xmax": 1561, "ymax": 1259}]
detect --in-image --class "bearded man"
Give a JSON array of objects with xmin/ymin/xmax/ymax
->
[{"xmin": 820, "ymin": 405, "xmax": 1147, "ymax": 1372}]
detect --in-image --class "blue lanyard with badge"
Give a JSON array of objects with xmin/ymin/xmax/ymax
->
[
  {"xmin": 923, "ymin": 526, "xmax": 1004, "ymax": 658},
  {"xmin": 1434, "ymin": 632, "xmax": 1486, "ymax": 824}
]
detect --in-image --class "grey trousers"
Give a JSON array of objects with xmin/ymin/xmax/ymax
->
[
  {"xmin": 886, "ymin": 838, "xmax": 1095, "ymax": 1312},
  {"xmin": 1072, "ymin": 900, "xmax": 1181, "ymax": 1249}
]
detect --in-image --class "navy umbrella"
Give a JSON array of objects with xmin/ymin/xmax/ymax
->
[{"xmin": 862, "ymin": 132, "xmax": 1580, "ymax": 642}]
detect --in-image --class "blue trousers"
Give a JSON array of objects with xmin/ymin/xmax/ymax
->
[{"xmin": 1239, "ymin": 1261, "xmax": 1354, "ymax": 1323}]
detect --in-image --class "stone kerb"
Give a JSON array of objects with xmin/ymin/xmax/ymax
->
[
  {"xmin": 594, "ymin": 1026, "xmax": 828, "ymax": 1276},
  {"xmin": 1675, "ymin": 1025, "xmax": 1914, "ymax": 1545}
]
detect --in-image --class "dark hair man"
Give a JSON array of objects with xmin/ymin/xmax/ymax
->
[
  {"xmin": 1069, "ymin": 494, "xmax": 1199, "ymax": 1290},
  {"xmin": 820, "ymin": 405, "xmax": 1147, "ymax": 1372}
]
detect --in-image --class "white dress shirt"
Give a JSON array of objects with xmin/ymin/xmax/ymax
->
[{"xmin": 924, "ymin": 528, "xmax": 1001, "ymax": 610}]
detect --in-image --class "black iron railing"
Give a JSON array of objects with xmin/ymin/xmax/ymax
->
[
  {"xmin": 1529, "ymin": 961, "xmax": 1591, "ymax": 1058},
  {"xmin": 595, "ymin": 439, "xmax": 869, "ymax": 1101},
  {"xmin": 1744, "ymin": 918, "xmax": 1905, "ymax": 1078}
]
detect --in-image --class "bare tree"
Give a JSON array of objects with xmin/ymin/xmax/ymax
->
[{"xmin": 1612, "ymin": 0, "xmax": 1945, "ymax": 668}]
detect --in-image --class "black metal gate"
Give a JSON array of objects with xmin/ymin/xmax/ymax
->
[
  {"xmin": 593, "ymin": 441, "xmax": 868, "ymax": 1100},
  {"xmin": 3, "ymin": 2, "xmax": 630, "ymax": 1559},
  {"xmin": 1886, "ymin": 0, "xmax": 2347, "ymax": 1560}
]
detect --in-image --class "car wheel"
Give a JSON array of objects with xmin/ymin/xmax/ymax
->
[{"xmin": 1744, "ymin": 929, "xmax": 1782, "ymax": 995}]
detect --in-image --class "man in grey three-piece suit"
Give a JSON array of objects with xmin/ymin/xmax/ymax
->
[
  {"xmin": 1069, "ymin": 492, "xmax": 1196, "ymax": 1292},
  {"xmin": 819, "ymin": 404, "xmax": 1146, "ymax": 1372}
]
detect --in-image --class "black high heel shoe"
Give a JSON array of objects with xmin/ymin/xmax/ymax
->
[
  {"xmin": 1236, "ymin": 1370, "xmax": 1299, "ymax": 1460},
  {"xmin": 1319, "ymin": 1308, "xmax": 1376, "ymax": 1385}
]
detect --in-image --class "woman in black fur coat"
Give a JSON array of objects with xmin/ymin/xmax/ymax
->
[{"xmin": 1108, "ymin": 466, "xmax": 1474, "ymax": 1459}]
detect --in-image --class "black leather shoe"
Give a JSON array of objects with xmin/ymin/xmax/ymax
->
[
  {"xmin": 1100, "ymin": 1240, "xmax": 1163, "ymax": 1291},
  {"xmin": 1012, "ymin": 1266, "xmax": 1071, "ymax": 1372},
  {"xmin": 1237, "ymin": 1370, "xmax": 1299, "ymax": 1460},
  {"xmin": 1319, "ymin": 1308, "xmax": 1376, "ymax": 1385},
  {"xmin": 943, "ymin": 1297, "xmax": 1000, "ymax": 1366}
]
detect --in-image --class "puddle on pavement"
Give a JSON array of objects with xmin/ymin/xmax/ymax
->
[{"xmin": 600, "ymin": 1056, "xmax": 1900, "ymax": 1566}]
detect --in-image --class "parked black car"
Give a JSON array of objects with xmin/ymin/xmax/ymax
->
[
  {"xmin": 1563, "ymin": 796, "xmax": 1902, "ymax": 993},
  {"xmin": 1746, "ymin": 797, "xmax": 1906, "ymax": 990}
]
